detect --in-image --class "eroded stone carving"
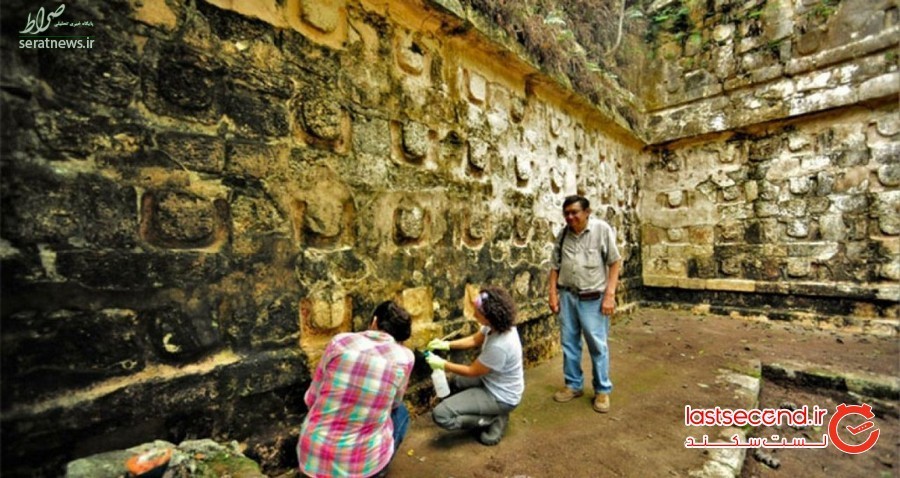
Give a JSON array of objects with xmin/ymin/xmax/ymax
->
[
  {"xmin": 395, "ymin": 204, "xmax": 425, "ymax": 242},
  {"xmin": 140, "ymin": 190, "xmax": 227, "ymax": 249},
  {"xmin": 402, "ymin": 121, "xmax": 429, "ymax": 160}
]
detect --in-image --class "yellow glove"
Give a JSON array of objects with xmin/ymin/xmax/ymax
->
[
  {"xmin": 426, "ymin": 338, "xmax": 450, "ymax": 351},
  {"xmin": 424, "ymin": 352, "xmax": 446, "ymax": 371}
]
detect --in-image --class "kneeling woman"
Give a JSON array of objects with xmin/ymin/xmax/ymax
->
[{"xmin": 425, "ymin": 286, "xmax": 524, "ymax": 445}]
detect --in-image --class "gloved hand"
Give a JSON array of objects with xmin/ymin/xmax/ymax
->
[
  {"xmin": 425, "ymin": 352, "xmax": 446, "ymax": 371},
  {"xmin": 426, "ymin": 338, "xmax": 450, "ymax": 351}
]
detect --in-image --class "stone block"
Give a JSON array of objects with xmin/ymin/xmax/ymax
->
[
  {"xmin": 786, "ymin": 258, "xmax": 811, "ymax": 277},
  {"xmin": 859, "ymin": 72, "xmax": 900, "ymax": 102},
  {"xmin": 401, "ymin": 121, "xmax": 430, "ymax": 160},
  {"xmin": 870, "ymin": 142, "xmax": 900, "ymax": 165},
  {"xmin": 668, "ymin": 190, "xmax": 684, "ymax": 207},
  {"xmin": 688, "ymin": 226, "xmax": 714, "ymax": 245},
  {"xmin": 717, "ymin": 220, "xmax": 744, "ymax": 242},
  {"xmin": 54, "ymin": 250, "xmax": 230, "ymax": 291},
  {"xmin": 140, "ymin": 190, "xmax": 229, "ymax": 249},
  {"xmin": 397, "ymin": 36, "xmax": 425, "ymax": 75},
  {"xmin": 352, "ymin": 116, "xmax": 391, "ymax": 157},
  {"xmin": 226, "ymin": 140, "xmax": 281, "ymax": 179},
  {"xmin": 231, "ymin": 195, "xmax": 288, "ymax": 255},
  {"xmin": 300, "ymin": 96, "xmax": 345, "ymax": 142},
  {"xmin": 466, "ymin": 70, "xmax": 487, "ymax": 104},
  {"xmin": 395, "ymin": 204, "xmax": 426, "ymax": 243},
  {"xmin": 293, "ymin": 178, "xmax": 354, "ymax": 247},
  {"xmin": 400, "ymin": 286, "xmax": 434, "ymax": 324},
  {"xmin": 1, "ymin": 167, "xmax": 137, "ymax": 249},
  {"xmin": 754, "ymin": 201, "xmax": 780, "ymax": 218},
  {"xmin": 143, "ymin": 45, "xmax": 222, "ymax": 123},
  {"xmin": 818, "ymin": 213, "xmax": 847, "ymax": 241},
  {"xmin": 877, "ymin": 164, "xmax": 900, "ymax": 187},
  {"xmin": 224, "ymin": 84, "xmax": 290, "ymax": 138},
  {"xmin": 515, "ymin": 154, "xmax": 533, "ymax": 182},
  {"xmin": 467, "ymin": 137, "xmax": 491, "ymax": 172},
  {"xmin": 1, "ymin": 309, "xmax": 144, "ymax": 403},
  {"xmin": 300, "ymin": 0, "xmax": 343, "ymax": 33},
  {"xmin": 832, "ymin": 194, "xmax": 869, "ymax": 213},
  {"xmin": 157, "ymin": 132, "xmax": 225, "ymax": 173}
]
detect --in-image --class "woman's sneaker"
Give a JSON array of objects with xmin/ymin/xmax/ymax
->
[{"xmin": 478, "ymin": 414, "xmax": 509, "ymax": 446}]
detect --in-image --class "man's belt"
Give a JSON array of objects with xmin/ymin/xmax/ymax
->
[{"xmin": 558, "ymin": 285, "xmax": 602, "ymax": 301}]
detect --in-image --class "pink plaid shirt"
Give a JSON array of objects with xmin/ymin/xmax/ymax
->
[{"xmin": 298, "ymin": 330, "xmax": 414, "ymax": 478}]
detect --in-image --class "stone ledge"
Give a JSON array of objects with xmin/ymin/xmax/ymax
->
[
  {"xmin": 687, "ymin": 361, "xmax": 761, "ymax": 478},
  {"xmin": 642, "ymin": 274, "xmax": 900, "ymax": 301},
  {"xmin": 785, "ymin": 26, "xmax": 900, "ymax": 76},
  {"xmin": 762, "ymin": 360, "xmax": 900, "ymax": 412}
]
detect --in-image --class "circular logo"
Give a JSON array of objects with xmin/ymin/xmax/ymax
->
[{"xmin": 828, "ymin": 403, "xmax": 880, "ymax": 454}]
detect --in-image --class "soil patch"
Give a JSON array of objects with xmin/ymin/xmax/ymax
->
[{"xmin": 384, "ymin": 308, "xmax": 898, "ymax": 478}]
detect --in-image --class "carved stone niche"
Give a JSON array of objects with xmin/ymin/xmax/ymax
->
[
  {"xmin": 396, "ymin": 32, "xmax": 426, "ymax": 75},
  {"xmin": 299, "ymin": 293, "xmax": 352, "ymax": 362},
  {"xmin": 395, "ymin": 203, "xmax": 427, "ymax": 245},
  {"xmin": 513, "ymin": 215, "xmax": 532, "ymax": 246},
  {"xmin": 515, "ymin": 154, "xmax": 532, "ymax": 185},
  {"xmin": 401, "ymin": 120, "xmax": 430, "ymax": 162},
  {"xmin": 463, "ymin": 208, "xmax": 490, "ymax": 247},
  {"xmin": 510, "ymin": 96, "xmax": 526, "ymax": 123},
  {"xmin": 297, "ymin": 87, "xmax": 346, "ymax": 150},
  {"xmin": 140, "ymin": 190, "xmax": 229, "ymax": 249},
  {"xmin": 550, "ymin": 166, "xmax": 565, "ymax": 192},
  {"xmin": 467, "ymin": 137, "xmax": 491, "ymax": 175},
  {"xmin": 292, "ymin": 179, "xmax": 355, "ymax": 248}
]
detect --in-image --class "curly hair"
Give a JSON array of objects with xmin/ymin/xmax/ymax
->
[{"xmin": 477, "ymin": 286, "xmax": 517, "ymax": 333}]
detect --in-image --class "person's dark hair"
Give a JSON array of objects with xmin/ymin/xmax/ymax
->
[
  {"xmin": 562, "ymin": 195, "xmax": 590, "ymax": 212},
  {"xmin": 373, "ymin": 300, "xmax": 412, "ymax": 342},
  {"xmin": 477, "ymin": 286, "xmax": 517, "ymax": 333}
]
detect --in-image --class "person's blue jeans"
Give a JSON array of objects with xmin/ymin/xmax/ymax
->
[
  {"xmin": 559, "ymin": 289, "xmax": 613, "ymax": 394},
  {"xmin": 391, "ymin": 403, "xmax": 410, "ymax": 450}
]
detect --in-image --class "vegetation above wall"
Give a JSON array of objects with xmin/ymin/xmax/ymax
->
[{"xmin": 457, "ymin": 0, "xmax": 651, "ymax": 105}]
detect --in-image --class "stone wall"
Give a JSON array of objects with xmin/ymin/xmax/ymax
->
[
  {"xmin": 638, "ymin": 0, "xmax": 898, "ymax": 328},
  {"xmin": 0, "ymin": 0, "xmax": 642, "ymax": 474}
]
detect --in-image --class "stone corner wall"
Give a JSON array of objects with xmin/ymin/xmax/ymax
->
[
  {"xmin": 637, "ymin": 0, "xmax": 899, "ymax": 332},
  {"xmin": 640, "ymin": 0, "xmax": 898, "ymax": 142}
]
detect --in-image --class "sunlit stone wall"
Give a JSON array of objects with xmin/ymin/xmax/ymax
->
[{"xmin": 0, "ymin": 0, "xmax": 642, "ymax": 474}]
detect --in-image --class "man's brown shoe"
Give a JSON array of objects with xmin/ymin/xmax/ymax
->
[
  {"xmin": 593, "ymin": 393, "xmax": 610, "ymax": 413},
  {"xmin": 553, "ymin": 387, "xmax": 584, "ymax": 403}
]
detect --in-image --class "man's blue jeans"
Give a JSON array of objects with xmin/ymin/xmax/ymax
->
[{"xmin": 559, "ymin": 289, "xmax": 613, "ymax": 394}]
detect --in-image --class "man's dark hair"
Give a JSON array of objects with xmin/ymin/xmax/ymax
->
[
  {"xmin": 373, "ymin": 300, "xmax": 412, "ymax": 342},
  {"xmin": 562, "ymin": 195, "xmax": 590, "ymax": 211},
  {"xmin": 479, "ymin": 286, "xmax": 517, "ymax": 333}
]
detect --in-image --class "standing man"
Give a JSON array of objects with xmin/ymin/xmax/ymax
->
[
  {"xmin": 548, "ymin": 195, "xmax": 622, "ymax": 413},
  {"xmin": 297, "ymin": 301, "xmax": 415, "ymax": 478}
]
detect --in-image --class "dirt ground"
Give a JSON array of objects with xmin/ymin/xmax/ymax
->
[{"xmin": 384, "ymin": 308, "xmax": 899, "ymax": 478}]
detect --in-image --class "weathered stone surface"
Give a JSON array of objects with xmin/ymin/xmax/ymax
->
[
  {"xmin": 1, "ymin": 309, "xmax": 144, "ymax": 403},
  {"xmin": 401, "ymin": 121, "xmax": 429, "ymax": 159},
  {"xmin": 141, "ymin": 190, "xmax": 228, "ymax": 249},
  {"xmin": 2, "ymin": 0, "xmax": 897, "ymax": 477},
  {"xmin": 1, "ymin": 166, "xmax": 137, "ymax": 249},
  {"xmin": 300, "ymin": 0, "xmax": 342, "ymax": 33},
  {"xmin": 396, "ymin": 204, "xmax": 426, "ymax": 241},
  {"xmin": 157, "ymin": 132, "xmax": 226, "ymax": 173}
]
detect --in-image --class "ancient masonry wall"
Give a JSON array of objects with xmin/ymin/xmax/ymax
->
[
  {"xmin": 637, "ymin": 0, "xmax": 899, "ymax": 331},
  {"xmin": 0, "ymin": 0, "xmax": 642, "ymax": 473}
]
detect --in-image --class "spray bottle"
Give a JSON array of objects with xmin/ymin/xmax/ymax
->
[{"xmin": 425, "ymin": 351, "xmax": 451, "ymax": 398}]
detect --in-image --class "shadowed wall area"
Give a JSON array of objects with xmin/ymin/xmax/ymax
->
[{"xmin": 0, "ymin": 0, "xmax": 896, "ymax": 475}]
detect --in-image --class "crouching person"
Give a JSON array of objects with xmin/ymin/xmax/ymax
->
[
  {"xmin": 297, "ymin": 301, "xmax": 415, "ymax": 478},
  {"xmin": 425, "ymin": 286, "xmax": 524, "ymax": 446}
]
